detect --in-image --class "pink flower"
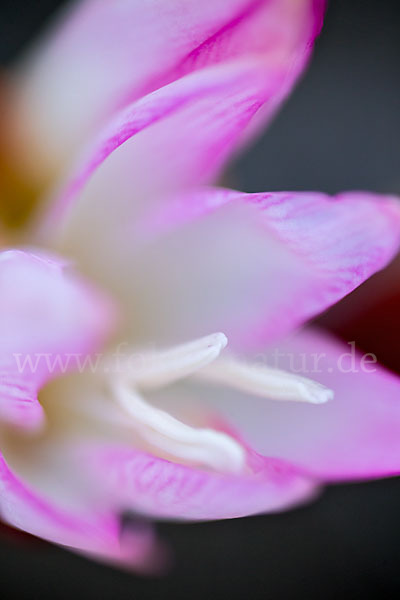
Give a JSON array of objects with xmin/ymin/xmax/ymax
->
[{"xmin": 1, "ymin": 0, "xmax": 400, "ymax": 572}]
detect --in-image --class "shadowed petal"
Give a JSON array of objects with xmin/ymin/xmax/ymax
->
[{"xmin": 0, "ymin": 249, "xmax": 115, "ymax": 429}]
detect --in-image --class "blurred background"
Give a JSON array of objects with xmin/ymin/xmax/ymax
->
[{"xmin": 0, "ymin": 0, "xmax": 399, "ymax": 598}]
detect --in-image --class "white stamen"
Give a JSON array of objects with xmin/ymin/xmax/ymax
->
[
  {"xmin": 107, "ymin": 332, "xmax": 333, "ymax": 476},
  {"xmin": 197, "ymin": 357, "xmax": 334, "ymax": 404},
  {"xmin": 115, "ymin": 333, "xmax": 227, "ymax": 390},
  {"xmin": 110, "ymin": 379, "xmax": 245, "ymax": 474}
]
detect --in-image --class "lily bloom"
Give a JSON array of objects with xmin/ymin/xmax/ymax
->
[{"xmin": 1, "ymin": 0, "xmax": 400, "ymax": 572}]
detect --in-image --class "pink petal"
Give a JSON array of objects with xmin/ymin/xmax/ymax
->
[
  {"xmin": 59, "ymin": 188, "xmax": 400, "ymax": 349},
  {"xmin": 0, "ymin": 451, "xmax": 162, "ymax": 571},
  {"xmin": 192, "ymin": 328, "xmax": 400, "ymax": 481},
  {"xmin": 82, "ymin": 444, "xmax": 317, "ymax": 521},
  {"xmin": 0, "ymin": 249, "xmax": 115, "ymax": 429},
  {"xmin": 10, "ymin": 0, "xmax": 324, "ymax": 178},
  {"xmin": 42, "ymin": 61, "xmax": 287, "ymax": 231}
]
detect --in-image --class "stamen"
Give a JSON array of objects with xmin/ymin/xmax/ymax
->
[
  {"xmin": 113, "ymin": 333, "xmax": 227, "ymax": 390},
  {"xmin": 110, "ymin": 379, "xmax": 245, "ymax": 474},
  {"xmin": 106, "ymin": 332, "xmax": 333, "ymax": 476},
  {"xmin": 197, "ymin": 357, "xmax": 333, "ymax": 404}
]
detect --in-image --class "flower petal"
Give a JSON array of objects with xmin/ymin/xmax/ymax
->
[
  {"xmin": 42, "ymin": 60, "xmax": 287, "ymax": 232},
  {"xmin": 59, "ymin": 188, "xmax": 400, "ymax": 350},
  {"xmin": 9, "ymin": 0, "xmax": 324, "ymax": 179},
  {"xmin": 0, "ymin": 249, "xmax": 115, "ymax": 429},
  {"xmin": 1, "ymin": 367, "xmax": 314, "ymax": 532},
  {"xmin": 184, "ymin": 328, "xmax": 400, "ymax": 481},
  {"xmin": 0, "ymin": 451, "xmax": 161, "ymax": 570},
  {"xmin": 82, "ymin": 444, "xmax": 317, "ymax": 521}
]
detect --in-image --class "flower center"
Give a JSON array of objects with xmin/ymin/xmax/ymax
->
[{"xmin": 105, "ymin": 333, "xmax": 333, "ymax": 475}]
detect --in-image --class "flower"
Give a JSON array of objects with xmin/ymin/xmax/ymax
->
[{"xmin": 1, "ymin": 0, "xmax": 400, "ymax": 573}]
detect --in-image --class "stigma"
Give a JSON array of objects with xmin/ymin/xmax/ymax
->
[{"xmin": 106, "ymin": 333, "xmax": 333, "ymax": 475}]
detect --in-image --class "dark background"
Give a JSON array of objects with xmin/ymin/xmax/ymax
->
[{"xmin": 1, "ymin": 1, "xmax": 400, "ymax": 598}]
